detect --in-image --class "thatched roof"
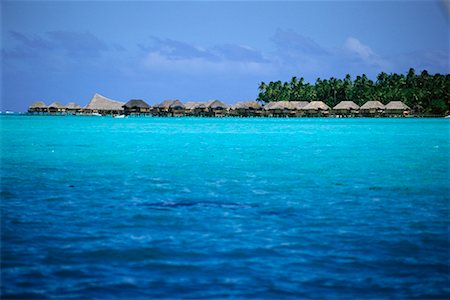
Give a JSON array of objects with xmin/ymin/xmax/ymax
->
[
  {"xmin": 65, "ymin": 102, "xmax": 82, "ymax": 109},
  {"xmin": 265, "ymin": 101, "xmax": 293, "ymax": 110},
  {"xmin": 48, "ymin": 102, "xmax": 64, "ymax": 108},
  {"xmin": 123, "ymin": 99, "xmax": 150, "ymax": 108},
  {"xmin": 265, "ymin": 101, "xmax": 310, "ymax": 110},
  {"xmin": 264, "ymin": 102, "xmax": 278, "ymax": 110},
  {"xmin": 360, "ymin": 101, "xmax": 385, "ymax": 110},
  {"xmin": 385, "ymin": 101, "xmax": 410, "ymax": 110},
  {"xmin": 290, "ymin": 101, "xmax": 310, "ymax": 110},
  {"xmin": 231, "ymin": 101, "xmax": 262, "ymax": 110},
  {"xmin": 29, "ymin": 101, "xmax": 47, "ymax": 108},
  {"xmin": 206, "ymin": 100, "xmax": 229, "ymax": 109},
  {"xmin": 85, "ymin": 93, "xmax": 124, "ymax": 111},
  {"xmin": 170, "ymin": 100, "xmax": 185, "ymax": 108},
  {"xmin": 333, "ymin": 101, "xmax": 360, "ymax": 110},
  {"xmin": 184, "ymin": 102, "xmax": 207, "ymax": 110},
  {"xmin": 155, "ymin": 100, "xmax": 172, "ymax": 108},
  {"xmin": 156, "ymin": 99, "xmax": 185, "ymax": 109},
  {"xmin": 303, "ymin": 101, "xmax": 331, "ymax": 110}
]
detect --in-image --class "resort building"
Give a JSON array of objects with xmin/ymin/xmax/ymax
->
[
  {"xmin": 154, "ymin": 100, "xmax": 185, "ymax": 117},
  {"xmin": 360, "ymin": 101, "xmax": 385, "ymax": 117},
  {"xmin": 85, "ymin": 93, "xmax": 125, "ymax": 115},
  {"xmin": 205, "ymin": 100, "xmax": 229, "ymax": 117},
  {"xmin": 230, "ymin": 101, "xmax": 263, "ymax": 117},
  {"xmin": 184, "ymin": 102, "xmax": 208, "ymax": 117},
  {"xmin": 28, "ymin": 101, "xmax": 48, "ymax": 114},
  {"xmin": 48, "ymin": 102, "xmax": 65, "ymax": 114},
  {"xmin": 123, "ymin": 99, "xmax": 151, "ymax": 116},
  {"xmin": 289, "ymin": 101, "xmax": 309, "ymax": 117},
  {"xmin": 65, "ymin": 102, "xmax": 83, "ymax": 115},
  {"xmin": 384, "ymin": 101, "xmax": 411, "ymax": 117},
  {"xmin": 303, "ymin": 101, "xmax": 331, "ymax": 116},
  {"xmin": 333, "ymin": 101, "xmax": 360, "ymax": 117},
  {"xmin": 265, "ymin": 101, "xmax": 295, "ymax": 117}
]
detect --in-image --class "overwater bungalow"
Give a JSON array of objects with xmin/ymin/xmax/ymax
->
[
  {"xmin": 264, "ymin": 101, "xmax": 294, "ymax": 117},
  {"xmin": 85, "ymin": 93, "xmax": 125, "ymax": 115},
  {"xmin": 48, "ymin": 102, "xmax": 65, "ymax": 114},
  {"xmin": 123, "ymin": 99, "xmax": 151, "ymax": 116},
  {"xmin": 65, "ymin": 102, "xmax": 83, "ymax": 115},
  {"xmin": 384, "ymin": 101, "xmax": 410, "ymax": 117},
  {"xmin": 28, "ymin": 101, "xmax": 48, "ymax": 114},
  {"xmin": 184, "ymin": 102, "xmax": 208, "ymax": 117},
  {"xmin": 360, "ymin": 101, "xmax": 385, "ymax": 117},
  {"xmin": 230, "ymin": 101, "xmax": 263, "ymax": 117},
  {"xmin": 205, "ymin": 100, "xmax": 229, "ymax": 117},
  {"xmin": 333, "ymin": 101, "xmax": 360, "ymax": 117},
  {"xmin": 290, "ymin": 101, "xmax": 310, "ymax": 117},
  {"xmin": 154, "ymin": 100, "xmax": 185, "ymax": 117},
  {"xmin": 303, "ymin": 101, "xmax": 331, "ymax": 116}
]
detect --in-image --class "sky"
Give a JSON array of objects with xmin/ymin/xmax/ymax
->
[{"xmin": 1, "ymin": 0, "xmax": 449, "ymax": 111}]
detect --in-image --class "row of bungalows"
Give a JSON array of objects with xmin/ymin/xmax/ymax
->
[
  {"xmin": 150, "ymin": 99, "xmax": 230, "ymax": 117},
  {"xmin": 149, "ymin": 100, "xmax": 410, "ymax": 117},
  {"xmin": 359, "ymin": 101, "xmax": 411, "ymax": 117},
  {"xmin": 28, "ymin": 94, "xmax": 124, "ymax": 115},
  {"xmin": 28, "ymin": 101, "xmax": 84, "ymax": 114},
  {"xmin": 28, "ymin": 93, "xmax": 411, "ymax": 117}
]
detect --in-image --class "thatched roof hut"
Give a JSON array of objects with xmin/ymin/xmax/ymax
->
[
  {"xmin": 263, "ymin": 101, "xmax": 298, "ymax": 117},
  {"xmin": 333, "ymin": 101, "xmax": 359, "ymax": 111},
  {"xmin": 85, "ymin": 93, "xmax": 124, "ymax": 112},
  {"xmin": 360, "ymin": 101, "xmax": 385, "ymax": 110},
  {"xmin": 303, "ymin": 101, "xmax": 331, "ymax": 111},
  {"xmin": 123, "ymin": 99, "xmax": 150, "ymax": 109},
  {"xmin": 204, "ymin": 100, "xmax": 228, "ymax": 117},
  {"xmin": 230, "ymin": 101, "xmax": 262, "ymax": 117},
  {"xmin": 28, "ymin": 101, "xmax": 48, "ymax": 113},
  {"xmin": 47, "ymin": 102, "xmax": 65, "ymax": 113},
  {"xmin": 206, "ymin": 100, "xmax": 229, "ymax": 109},
  {"xmin": 359, "ymin": 101, "xmax": 385, "ymax": 116},
  {"xmin": 289, "ymin": 101, "xmax": 310, "ymax": 116},
  {"xmin": 384, "ymin": 101, "xmax": 410, "ymax": 116},
  {"xmin": 48, "ymin": 102, "xmax": 64, "ymax": 109},
  {"xmin": 29, "ymin": 101, "xmax": 47, "ymax": 109},
  {"xmin": 385, "ymin": 101, "xmax": 410, "ymax": 111},
  {"xmin": 123, "ymin": 99, "xmax": 151, "ymax": 115}
]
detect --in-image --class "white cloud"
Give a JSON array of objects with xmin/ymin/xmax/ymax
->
[
  {"xmin": 344, "ymin": 37, "xmax": 375, "ymax": 60},
  {"xmin": 343, "ymin": 36, "xmax": 391, "ymax": 69}
]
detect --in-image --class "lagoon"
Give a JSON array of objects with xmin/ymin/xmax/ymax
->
[{"xmin": 1, "ymin": 116, "xmax": 449, "ymax": 298}]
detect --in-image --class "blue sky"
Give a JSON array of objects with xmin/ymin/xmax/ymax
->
[{"xmin": 1, "ymin": 0, "xmax": 449, "ymax": 111}]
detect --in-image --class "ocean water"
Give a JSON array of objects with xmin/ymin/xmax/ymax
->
[{"xmin": 1, "ymin": 116, "xmax": 449, "ymax": 299}]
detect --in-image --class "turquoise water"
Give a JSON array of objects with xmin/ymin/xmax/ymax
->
[{"xmin": 1, "ymin": 116, "xmax": 449, "ymax": 299}]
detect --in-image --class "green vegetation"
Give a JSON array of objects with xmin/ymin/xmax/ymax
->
[{"xmin": 257, "ymin": 68, "xmax": 450, "ymax": 115}]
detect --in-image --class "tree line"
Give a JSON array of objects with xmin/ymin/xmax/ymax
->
[{"xmin": 257, "ymin": 68, "xmax": 450, "ymax": 115}]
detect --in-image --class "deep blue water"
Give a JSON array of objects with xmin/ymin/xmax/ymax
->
[{"xmin": 1, "ymin": 116, "xmax": 449, "ymax": 299}]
